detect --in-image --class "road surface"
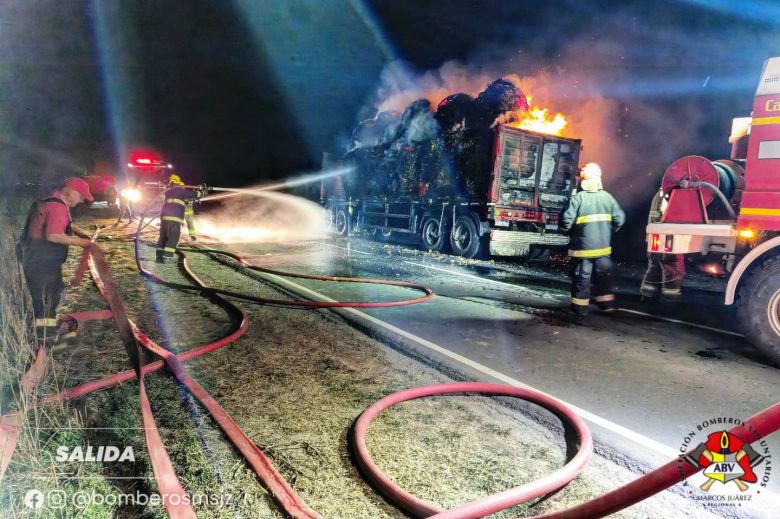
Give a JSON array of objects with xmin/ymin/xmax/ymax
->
[{"xmin": 205, "ymin": 234, "xmax": 779, "ymax": 518}]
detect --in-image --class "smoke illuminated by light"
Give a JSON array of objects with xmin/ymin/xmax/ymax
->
[{"xmin": 197, "ymin": 190, "xmax": 328, "ymax": 243}]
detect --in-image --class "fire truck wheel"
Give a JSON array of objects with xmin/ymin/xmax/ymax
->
[
  {"xmin": 737, "ymin": 254, "xmax": 780, "ymax": 364},
  {"xmin": 450, "ymin": 215, "xmax": 487, "ymax": 259},
  {"xmin": 334, "ymin": 207, "xmax": 350, "ymax": 237},
  {"xmin": 420, "ymin": 217, "xmax": 450, "ymax": 253}
]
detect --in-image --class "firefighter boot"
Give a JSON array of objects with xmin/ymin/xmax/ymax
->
[
  {"xmin": 34, "ymin": 318, "xmax": 59, "ymax": 344},
  {"xmin": 57, "ymin": 316, "xmax": 79, "ymax": 342},
  {"xmin": 155, "ymin": 250, "xmax": 166, "ymax": 264},
  {"xmin": 641, "ymin": 256, "xmax": 662, "ymax": 297},
  {"xmin": 640, "ymin": 281, "xmax": 658, "ymax": 297},
  {"xmin": 594, "ymin": 294, "xmax": 616, "ymax": 313},
  {"xmin": 570, "ymin": 303, "xmax": 589, "ymax": 320}
]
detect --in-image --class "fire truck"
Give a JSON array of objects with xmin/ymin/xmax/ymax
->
[
  {"xmin": 323, "ymin": 125, "xmax": 582, "ymax": 259},
  {"xmin": 646, "ymin": 57, "xmax": 780, "ymax": 362},
  {"xmin": 117, "ymin": 149, "xmax": 174, "ymax": 206}
]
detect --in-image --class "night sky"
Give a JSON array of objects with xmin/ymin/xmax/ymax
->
[{"xmin": 1, "ymin": 0, "xmax": 778, "ymax": 198}]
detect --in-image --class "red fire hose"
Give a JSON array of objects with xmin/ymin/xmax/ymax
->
[
  {"xmin": 0, "ymin": 345, "xmax": 47, "ymax": 480},
  {"xmin": 186, "ymin": 243, "xmax": 435, "ymax": 307},
  {"xmin": 38, "ymin": 210, "xmax": 438, "ymax": 518},
  {"xmin": 352, "ymin": 382, "xmax": 593, "ymax": 519},
  {"xmin": 353, "ymin": 384, "xmax": 780, "ymax": 518}
]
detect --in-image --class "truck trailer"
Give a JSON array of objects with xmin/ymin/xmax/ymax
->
[{"xmin": 323, "ymin": 124, "xmax": 582, "ymax": 259}]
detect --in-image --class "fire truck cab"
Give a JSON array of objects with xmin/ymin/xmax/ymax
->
[{"xmin": 646, "ymin": 57, "xmax": 780, "ymax": 362}]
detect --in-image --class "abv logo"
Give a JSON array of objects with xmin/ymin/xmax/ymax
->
[{"xmin": 677, "ymin": 416, "xmax": 772, "ymax": 507}]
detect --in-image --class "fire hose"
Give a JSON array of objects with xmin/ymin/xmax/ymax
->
[
  {"xmin": 32, "ymin": 208, "xmax": 436, "ymax": 518},
  {"xmin": 130, "ymin": 208, "xmax": 433, "ymax": 307},
  {"xmin": 10, "ymin": 207, "xmax": 779, "ymax": 518},
  {"xmin": 353, "ymin": 383, "xmax": 780, "ymax": 518}
]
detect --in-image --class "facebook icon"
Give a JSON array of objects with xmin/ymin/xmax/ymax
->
[{"xmin": 24, "ymin": 489, "xmax": 44, "ymax": 509}]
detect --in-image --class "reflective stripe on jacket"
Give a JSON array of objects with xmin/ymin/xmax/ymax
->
[
  {"xmin": 160, "ymin": 187, "xmax": 201, "ymax": 221},
  {"xmin": 559, "ymin": 188, "xmax": 625, "ymax": 258}
]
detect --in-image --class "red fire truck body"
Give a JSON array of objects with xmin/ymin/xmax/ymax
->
[{"xmin": 646, "ymin": 57, "xmax": 780, "ymax": 362}]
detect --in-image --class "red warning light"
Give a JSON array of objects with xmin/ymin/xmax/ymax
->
[
  {"xmin": 128, "ymin": 150, "xmax": 165, "ymax": 168},
  {"xmin": 650, "ymin": 233, "xmax": 661, "ymax": 252}
]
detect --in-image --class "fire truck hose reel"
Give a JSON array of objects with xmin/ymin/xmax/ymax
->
[{"xmin": 683, "ymin": 181, "xmax": 737, "ymax": 220}]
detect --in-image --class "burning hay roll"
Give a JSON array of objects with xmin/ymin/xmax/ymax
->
[{"xmin": 343, "ymin": 78, "xmax": 531, "ymax": 201}]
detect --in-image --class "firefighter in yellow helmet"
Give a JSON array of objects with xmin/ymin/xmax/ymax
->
[
  {"xmin": 559, "ymin": 163, "xmax": 625, "ymax": 317},
  {"xmin": 156, "ymin": 174, "xmax": 205, "ymax": 263}
]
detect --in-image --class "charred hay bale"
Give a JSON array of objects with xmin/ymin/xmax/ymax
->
[
  {"xmin": 472, "ymin": 79, "xmax": 528, "ymax": 129},
  {"xmin": 435, "ymin": 93, "xmax": 476, "ymax": 134}
]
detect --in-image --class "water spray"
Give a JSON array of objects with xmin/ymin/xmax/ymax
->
[{"xmin": 201, "ymin": 166, "xmax": 354, "ymax": 202}]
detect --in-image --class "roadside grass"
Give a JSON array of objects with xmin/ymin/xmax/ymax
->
[
  {"xmin": 0, "ymin": 216, "xmax": 115, "ymax": 518},
  {"xmin": 51, "ymin": 234, "xmax": 283, "ymax": 518}
]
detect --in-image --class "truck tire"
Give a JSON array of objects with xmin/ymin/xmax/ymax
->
[
  {"xmin": 334, "ymin": 207, "xmax": 350, "ymax": 237},
  {"xmin": 737, "ymin": 254, "xmax": 780, "ymax": 364},
  {"xmin": 450, "ymin": 215, "xmax": 487, "ymax": 259},
  {"xmin": 420, "ymin": 217, "xmax": 450, "ymax": 253},
  {"xmin": 323, "ymin": 208, "xmax": 334, "ymax": 232}
]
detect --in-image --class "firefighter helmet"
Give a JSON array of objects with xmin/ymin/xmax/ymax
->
[
  {"xmin": 579, "ymin": 162, "xmax": 602, "ymax": 180},
  {"xmin": 168, "ymin": 174, "xmax": 184, "ymax": 186}
]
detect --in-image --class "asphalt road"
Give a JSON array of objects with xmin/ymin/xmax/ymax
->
[{"xmin": 211, "ymin": 235, "xmax": 780, "ymax": 518}]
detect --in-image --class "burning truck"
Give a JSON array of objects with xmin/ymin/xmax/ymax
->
[{"xmin": 322, "ymin": 79, "xmax": 581, "ymax": 259}]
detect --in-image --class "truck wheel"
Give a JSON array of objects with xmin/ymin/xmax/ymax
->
[
  {"xmin": 421, "ymin": 218, "xmax": 450, "ymax": 253},
  {"xmin": 334, "ymin": 207, "xmax": 350, "ymax": 237},
  {"xmin": 737, "ymin": 255, "xmax": 780, "ymax": 364},
  {"xmin": 323, "ymin": 208, "xmax": 334, "ymax": 232},
  {"xmin": 450, "ymin": 215, "xmax": 487, "ymax": 259}
]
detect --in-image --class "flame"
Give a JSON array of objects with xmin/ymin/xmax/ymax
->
[{"xmin": 506, "ymin": 97, "xmax": 568, "ymax": 136}]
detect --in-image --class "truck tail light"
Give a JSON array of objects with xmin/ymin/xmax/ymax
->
[
  {"xmin": 664, "ymin": 235, "xmax": 673, "ymax": 252},
  {"xmin": 650, "ymin": 233, "xmax": 661, "ymax": 252},
  {"xmin": 738, "ymin": 228, "xmax": 756, "ymax": 239}
]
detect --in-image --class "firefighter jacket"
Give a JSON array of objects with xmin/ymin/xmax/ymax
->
[
  {"xmin": 160, "ymin": 186, "xmax": 202, "ymax": 224},
  {"xmin": 559, "ymin": 188, "xmax": 625, "ymax": 258}
]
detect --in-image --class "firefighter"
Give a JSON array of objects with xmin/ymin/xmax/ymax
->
[
  {"xmin": 640, "ymin": 188, "xmax": 685, "ymax": 298},
  {"xmin": 559, "ymin": 163, "xmax": 625, "ymax": 317},
  {"xmin": 18, "ymin": 177, "xmax": 96, "ymax": 340},
  {"xmin": 156, "ymin": 174, "xmax": 204, "ymax": 263},
  {"xmin": 184, "ymin": 199, "xmax": 197, "ymax": 241}
]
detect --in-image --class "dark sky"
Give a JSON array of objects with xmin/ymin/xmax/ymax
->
[{"xmin": 1, "ymin": 0, "xmax": 778, "ymax": 191}]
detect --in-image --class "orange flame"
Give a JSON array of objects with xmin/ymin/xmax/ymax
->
[{"xmin": 506, "ymin": 97, "xmax": 568, "ymax": 136}]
